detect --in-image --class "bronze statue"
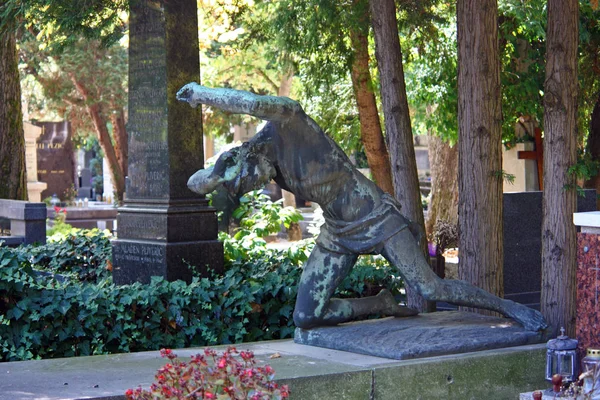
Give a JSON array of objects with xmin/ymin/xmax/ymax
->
[{"xmin": 177, "ymin": 83, "xmax": 547, "ymax": 332}]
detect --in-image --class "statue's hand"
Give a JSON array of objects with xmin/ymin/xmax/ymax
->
[{"xmin": 176, "ymin": 82, "xmax": 201, "ymax": 107}]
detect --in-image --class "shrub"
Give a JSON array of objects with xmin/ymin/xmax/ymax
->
[
  {"xmin": 0, "ymin": 197, "xmax": 404, "ymax": 362},
  {"xmin": 126, "ymin": 347, "xmax": 289, "ymax": 399}
]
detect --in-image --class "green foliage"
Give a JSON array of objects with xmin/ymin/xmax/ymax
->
[
  {"xmin": 578, "ymin": 1, "xmax": 600, "ymax": 146},
  {"xmin": 0, "ymin": 228, "xmax": 402, "ymax": 362},
  {"xmin": 1, "ymin": 0, "xmax": 127, "ymax": 49},
  {"xmin": 492, "ymin": 170, "xmax": 516, "ymax": 185},
  {"xmin": 403, "ymin": 5, "xmax": 458, "ymax": 143},
  {"xmin": 9, "ymin": 228, "xmax": 112, "ymax": 283},
  {"xmin": 19, "ymin": 34, "xmax": 128, "ymax": 139},
  {"xmin": 565, "ymin": 150, "xmax": 600, "ymax": 196},
  {"xmin": 498, "ymin": 0, "xmax": 546, "ymax": 143},
  {"xmin": 232, "ymin": 191, "xmax": 303, "ymax": 238}
]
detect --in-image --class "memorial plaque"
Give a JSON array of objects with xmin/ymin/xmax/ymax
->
[
  {"xmin": 113, "ymin": 0, "xmax": 222, "ymax": 285},
  {"xmin": 36, "ymin": 121, "xmax": 75, "ymax": 200}
]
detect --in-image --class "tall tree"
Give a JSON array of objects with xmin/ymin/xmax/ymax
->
[
  {"xmin": 348, "ymin": 1, "xmax": 394, "ymax": 194},
  {"xmin": 370, "ymin": 0, "xmax": 429, "ymax": 310},
  {"xmin": 1, "ymin": 0, "xmax": 127, "ymax": 199},
  {"xmin": 270, "ymin": 0, "xmax": 394, "ymax": 193},
  {"xmin": 425, "ymin": 135, "xmax": 458, "ymax": 236},
  {"xmin": 541, "ymin": 0, "xmax": 579, "ymax": 336},
  {"xmin": 20, "ymin": 37, "xmax": 128, "ymax": 201},
  {"xmin": 457, "ymin": 0, "xmax": 504, "ymax": 306},
  {"xmin": 0, "ymin": 24, "xmax": 27, "ymax": 200}
]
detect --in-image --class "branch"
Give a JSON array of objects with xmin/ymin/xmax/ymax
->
[{"xmin": 254, "ymin": 68, "xmax": 280, "ymax": 94}]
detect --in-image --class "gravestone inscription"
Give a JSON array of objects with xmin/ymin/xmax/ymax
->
[{"xmin": 112, "ymin": 0, "xmax": 222, "ymax": 284}]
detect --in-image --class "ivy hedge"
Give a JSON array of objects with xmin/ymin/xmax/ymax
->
[{"xmin": 0, "ymin": 229, "xmax": 403, "ymax": 362}]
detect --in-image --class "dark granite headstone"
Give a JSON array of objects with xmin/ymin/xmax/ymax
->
[
  {"xmin": 294, "ymin": 311, "xmax": 547, "ymax": 360},
  {"xmin": 503, "ymin": 189, "xmax": 596, "ymax": 308},
  {"xmin": 112, "ymin": 0, "xmax": 223, "ymax": 284},
  {"xmin": 36, "ymin": 121, "xmax": 75, "ymax": 201}
]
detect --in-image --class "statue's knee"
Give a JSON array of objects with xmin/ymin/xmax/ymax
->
[
  {"xmin": 293, "ymin": 309, "xmax": 320, "ymax": 330},
  {"xmin": 413, "ymin": 282, "xmax": 438, "ymax": 300}
]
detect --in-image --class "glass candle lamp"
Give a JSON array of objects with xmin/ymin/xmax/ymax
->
[
  {"xmin": 545, "ymin": 327, "xmax": 579, "ymax": 385},
  {"xmin": 582, "ymin": 348, "xmax": 600, "ymax": 399}
]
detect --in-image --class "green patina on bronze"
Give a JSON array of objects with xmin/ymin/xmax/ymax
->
[{"xmin": 178, "ymin": 83, "xmax": 547, "ymax": 332}]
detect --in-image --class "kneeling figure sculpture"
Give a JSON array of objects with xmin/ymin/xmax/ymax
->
[{"xmin": 176, "ymin": 83, "xmax": 547, "ymax": 332}]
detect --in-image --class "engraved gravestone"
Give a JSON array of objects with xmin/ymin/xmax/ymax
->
[
  {"xmin": 112, "ymin": 0, "xmax": 223, "ymax": 284},
  {"xmin": 35, "ymin": 121, "xmax": 75, "ymax": 201}
]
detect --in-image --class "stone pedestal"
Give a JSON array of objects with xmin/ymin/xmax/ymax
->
[
  {"xmin": 573, "ymin": 212, "xmax": 600, "ymax": 353},
  {"xmin": 23, "ymin": 122, "xmax": 47, "ymax": 202},
  {"xmin": 503, "ymin": 142, "xmax": 539, "ymax": 192},
  {"xmin": 112, "ymin": 0, "xmax": 222, "ymax": 285},
  {"xmin": 295, "ymin": 311, "xmax": 548, "ymax": 360}
]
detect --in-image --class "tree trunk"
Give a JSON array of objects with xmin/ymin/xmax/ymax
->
[
  {"xmin": 457, "ymin": 0, "xmax": 504, "ymax": 311},
  {"xmin": 425, "ymin": 134, "xmax": 459, "ymax": 237},
  {"xmin": 541, "ymin": 0, "xmax": 578, "ymax": 337},
  {"xmin": 69, "ymin": 75, "xmax": 126, "ymax": 202},
  {"xmin": 348, "ymin": 20, "xmax": 394, "ymax": 195},
  {"xmin": 110, "ymin": 107, "xmax": 128, "ymax": 181},
  {"xmin": 0, "ymin": 27, "xmax": 28, "ymax": 200},
  {"xmin": 88, "ymin": 103, "xmax": 126, "ymax": 202},
  {"xmin": 370, "ymin": 0, "xmax": 430, "ymax": 312}
]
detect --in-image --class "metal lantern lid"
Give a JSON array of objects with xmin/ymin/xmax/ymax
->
[
  {"xmin": 547, "ymin": 328, "xmax": 578, "ymax": 351},
  {"xmin": 586, "ymin": 348, "xmax": 600, "ymax": 358}
]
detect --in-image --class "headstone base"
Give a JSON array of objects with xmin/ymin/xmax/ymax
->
[
  {"xmin": 294, "ymin": 311, "xmax": 548, "ymax": 360},
  {"xmin": 112, "ymin": 202, "xmax": 223, "ymax": 285},
  {"xmin": 112, "ymin": 239, "xmax": 223, "ymax": 284}
]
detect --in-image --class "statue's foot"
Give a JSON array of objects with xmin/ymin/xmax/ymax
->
[
  {"xmin": 505, "ymin": 301, "xmax": 548, "ymax": 331},
  {"xmin": 377, "ymin": 289, "xmax": 419, "ymax": 317}
]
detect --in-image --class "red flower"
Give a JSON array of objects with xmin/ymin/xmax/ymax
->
[
  {"xmin": 125, "ymin": 388, "xmax": 133, "ymax": 398},
  {"xmin": 217, "ymin": 358, "xmax": 227, "ymax": 369}
]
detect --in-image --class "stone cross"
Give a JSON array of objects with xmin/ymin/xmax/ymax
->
[
  {"xmin": 112, "ymin": 0, "xmax": 223, "ymax": 284},
  {"xmin": 517, "ymin": 127, "xmax": 544, "ymax": 190}
]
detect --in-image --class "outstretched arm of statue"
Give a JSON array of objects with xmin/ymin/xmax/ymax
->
[{"xmin": 176, "ymin": 82, "xmax": 301, "ymax": 122}]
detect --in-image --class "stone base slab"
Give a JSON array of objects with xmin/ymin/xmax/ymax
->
[
  {"xmin": 0, "ymin": 340, "xmax": 547, "ymax": 400},
  {"xmin": 295, "ymin": 311, "xmax": 548, "ymax": 360}
]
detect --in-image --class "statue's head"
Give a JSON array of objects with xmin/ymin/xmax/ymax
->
[{"xmin": 187, "ymin": 141, "xmax": 275, "ymax": 196}]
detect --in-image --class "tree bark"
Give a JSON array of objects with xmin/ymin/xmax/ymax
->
[
  {"xmin": 425, "ymin": 134, "xmax": 459, "ymax": 237},
  {"xmin": 348, "ymin": 20, "xmax": 394, "ymax": 195},
  {"xmin": 541, "ymin": 0, "xmax": 578, "ymax": 337},
  {"xmin": 110, "ymin": 106, "xmax": 128, "ymax": 181},
  {"xmin": 370, "ymin": 0, "xmax": 430, "ymax": 312},
  {"xmin": 457, "ymin": 0, "xmax": 504, "ymax": 310},
  {"xmin": 0, "ymin": 27, "xmax": 28, "ymax": 200}
]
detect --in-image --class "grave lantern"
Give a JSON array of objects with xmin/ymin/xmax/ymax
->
[
  {"xmin": 546, "ymin": 327, "xmax": 579, "ymax": 385},
  {"xmin": 582, "ymin": 348, "xmax": 600, "ymax": 398}
]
